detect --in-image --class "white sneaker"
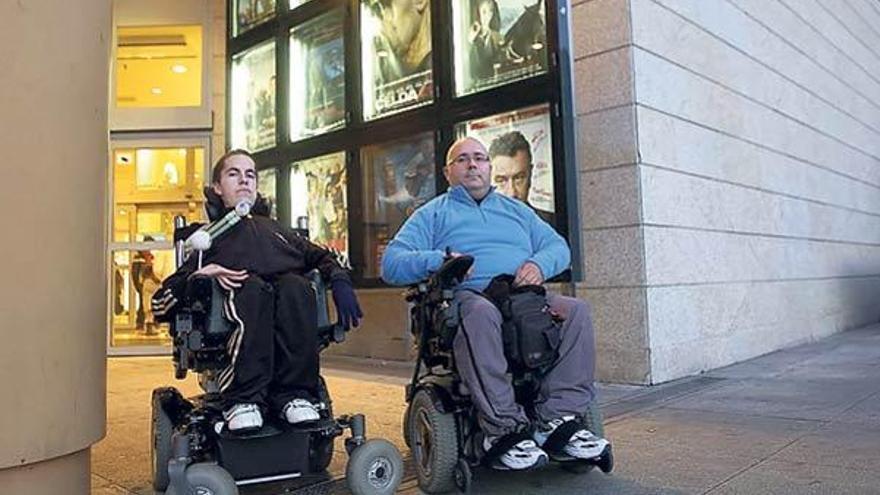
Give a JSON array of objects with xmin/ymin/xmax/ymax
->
[
  {"xmin": 223, "ymin": 403, "xmax": 263, "ymax": 431},
  {"xmin": 282, "ymin": 398, "xmax": 321, "ymax": 424},
  {"xmin": 483, "ymin": 435, "xmax": 549, "ymax": 470},
  {"xmin": 534, "ymin": 415, "xmax": 609, "ymax": 459}
]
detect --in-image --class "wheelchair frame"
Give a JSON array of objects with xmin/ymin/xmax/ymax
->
[
  {"xmin": 150, "ymin": 215, "xmax": 402, "ymax": 495},
  {"xmin": 402, "ymin": 255, "xmax": 613, "ymax": 494}
]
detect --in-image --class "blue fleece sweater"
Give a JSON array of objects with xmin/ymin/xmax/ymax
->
[{"xmin": 381, "ymin": 186, "xmax": 571, "ymax": 290}]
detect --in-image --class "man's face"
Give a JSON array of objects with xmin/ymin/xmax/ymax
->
[
  {"xmin": 379, "ymin": 0, "xmax": 424, "ymax": 55},
  {"xmin": 491, "ymin": 151, "xmax": 532, "ymax": 202},
  {"xmin": 444, "ymin": 138, "xmax": 492, "ymax": 200},
  {"xmin": 213, "ymin": 154, "xmax": 258, "ymax": 208}
]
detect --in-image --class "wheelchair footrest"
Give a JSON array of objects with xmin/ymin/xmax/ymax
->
[{"xmin": 216, "ymin": 422, "xmax": 311, "ymax": 480}]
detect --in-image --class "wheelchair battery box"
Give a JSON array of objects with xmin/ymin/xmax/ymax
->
[{"xmin": 215, "ymin": 423, "xmax": 310, "ymax": 480}]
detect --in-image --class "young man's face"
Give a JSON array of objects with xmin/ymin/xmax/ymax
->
[
  {"xmin": 491, "ymin": 150, "xmax": 532, "ymax": 202},
  {"xmin": 444, "ymin": 138, "xmax": 492, "ymax": 200},
  {"xmin": 379, "ymin": 0, "xmax": 425, "ymax": 55},
  {"xmin": 213, "ymin": 154, "xmax": 258, "ymax": 208}
]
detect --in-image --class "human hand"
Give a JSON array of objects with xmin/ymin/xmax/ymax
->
[
  {"xmin": 191, "ymin": 263, "xmax": 248, "ymax": 290},
  {"xmin": 513, "ymin": 261, "xmax": 544, "ymax": 287},
  {"xmin": 331, "ymin": 279, "xmax": 363, "ymax": 330}
]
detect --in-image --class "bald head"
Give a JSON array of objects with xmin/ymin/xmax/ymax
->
[{"xmin": 444, "ymin": 136, "xmax": 492, "ymax": 200}]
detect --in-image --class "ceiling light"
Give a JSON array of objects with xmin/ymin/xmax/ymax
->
[
  {"xmin": 151, "ymin": 87, "xmax": 163, "ymax": 95},
  {"xmin": 171, "ymin": 64, "xmax": 188, "ymax": 74}
]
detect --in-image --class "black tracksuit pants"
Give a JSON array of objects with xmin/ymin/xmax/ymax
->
[{"xmin": 217, "ymin": 273, "xmax": 319, "ymax": 411}]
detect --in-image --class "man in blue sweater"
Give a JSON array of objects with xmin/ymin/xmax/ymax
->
[{"xmin": 382, "ymin": 137, "xmax": 608, "ymax": 470}]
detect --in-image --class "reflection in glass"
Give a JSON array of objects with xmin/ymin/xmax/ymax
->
[
  {"xmin": 452, "ymin": 0, "xmax": 548, "ymax": 96},
  {"xmin": 231, "ymin": 41, "xmax": 277, "ymax": 152},
  {"xmin": 258, "ymin": 167, "xmax": 278, "ymax": 219},
  {"xmin": 112, "ymin": 147, "xmax": 206, "ymax": 243},
  {"xmin": 290, "ymin": 153, "xmax": 349, "ymax": 258},
  {"xmin": 290, "ymin": 11, "xmax": 345, "ymax": 142},
  {"xmin": 289, "ymin": 0, "xmax": 311, "ymax": 8},
  {"xmin": 361, "ymin": 0, "xmax": 434, "ymax": 120},
  {"xmin": 361, "ymin": 134, "xmax": 435, "ymax": 277},
  {"xmin": 111, "ymin": 249, "xmax": 175, "ymax": 348},
  {"xmin": 457, "ymin": 104, "xmax": 555, "ymax": 224},
  {"xmin": 235, "ymin": 0, "xmax": 276, "ymax": 36}
]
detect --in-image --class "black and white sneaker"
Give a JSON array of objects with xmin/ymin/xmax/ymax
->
[
  {"xmin": 223, "ymin": 403, "xmax": 263, "ymax": 431},
  {"xmin": 282, "ymin": 398, "xmax": 321, "ymax": 424},
  {"xmin": 483, "ymin": 435, "xmax": 549, "ymax": 470},
  {"xmin": 534, "ymin": 415, "xmax": 609, "ymax": 459}
]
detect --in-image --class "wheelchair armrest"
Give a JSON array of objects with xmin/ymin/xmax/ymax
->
[{"xmin": 428, "ymin": 255, "xmax": 474, "ymax": 290}]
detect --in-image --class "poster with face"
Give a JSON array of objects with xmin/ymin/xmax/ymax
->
[
  {"xmin": 290, "ymin": 152, "xmax": 348, "ymax": 256},
  {"xmin": 235, "ymin": 0, "xmax": 276, "ymax": 36},
  {"xmin": 230, "ymin": 41, "xmax": 276, "ymax": 152},
  {"xmin": 452, "ymin": 0, "xmax": 548, "ymax": 96},
  {"xmin": 257, "ymin": 167, "xmax": 277, "ymax": 219},
  {"xmin": 361, "ymin": 0, "xmax": 434, "ymax": 120},
  {"xmin": 460, "ymin": 104, "xmax": 555, "ymax": 220},
  {"xmin": 290, "ymin": 11, "xmax": 346, "ymax": 141},
  {"xmin": 361, "ymin": 133, "xmax": 436, "ymax": 277}
]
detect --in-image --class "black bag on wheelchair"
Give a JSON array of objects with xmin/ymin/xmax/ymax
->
[{"xmin": 484, "ymin": 274, "xmax": 561, "ymax": 372}]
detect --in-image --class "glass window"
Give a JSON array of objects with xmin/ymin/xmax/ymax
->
[
  {"xmin": 258, "ymin": 167, "xmax": 278, "ymax": 219},
  {"xmin": 361, "ymin": 134, "xmax": 436, "ymax": 277},
  {"xmin": 115, "ymin": 25, "xmax": 203, "ymax": 108},
  {"xmin": 110, "ymin": 248, "xmax": 175, "ymax": 347},
  {"xmin": 360, "ymin": 0, "xmax": 434, "ymax": 120},
  {"xmin": 112, "ymin": 147, "xmax": 206, "ymax": 243},
  {"xmin": 457, "ymin": 104, "xmax": 555, "ymax": 224},
  {"xmin": 452, "ymin": 0, "xmax": 548, "ymax": 97},
  {"xmin": 235, "ymin": 0, "xmax": 277, "ymax": 36},
  {"xmin": 231, "ymin": 41, "xmax": 277, "ymax": 152},
  {"xmin": 290, "ymin": 11, "xmax": 346, "ymax": 142},
  {"xmin": 290, "ymin": 152, "xmax": 349, "ymax": 257}
]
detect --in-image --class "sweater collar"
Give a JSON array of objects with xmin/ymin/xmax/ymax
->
[{"xmin": 448, "ymin": 185, "xmax": 496, "ymax": 205}]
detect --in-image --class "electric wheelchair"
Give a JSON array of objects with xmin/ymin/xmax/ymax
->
[
  {"xmin": 401, "ymin": 255, "xmax": 614, "ymax": 493},
  {"xmin": 150, "ymin": 213, "xmax": 403, "ymax": 495}
]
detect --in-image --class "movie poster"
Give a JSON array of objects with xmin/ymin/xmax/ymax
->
[
  {"xmin": 460, "ymin": 104, "xmax": 555, "ymax": 223},
  {"xmin": 230, "ymin": 41, "xmax": 276, "ymax": 152},
  {"xmin": 290, "ymin": 152, "xmax": 348, "ymax": 256},
  {"xmin": 360, "ymin": 0, "xmax": 434, "ymax": 120},
  {"xmin": 257, "ymin": 167, "xmax": 277, "ymax": 219},
  {"xmin": 235, "ymin": 0, "xmax": 276, "ymax": 36},
  {"xmin": 361, "ymin": 133, "xmax": 436, "ymax": 277},
  {"xmin": 290, "ymin": 11, "xmax": 346, "ymax": 141},
  {"xmin": 452, "ymin": 0, "xmax": 548, "ymax": 96}
]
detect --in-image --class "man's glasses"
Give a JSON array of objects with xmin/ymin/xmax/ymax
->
[{"xmin": 448, "ymin": 153, "xmax": 490, "ymax": 166}]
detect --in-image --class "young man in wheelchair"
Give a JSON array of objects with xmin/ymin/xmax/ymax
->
[
  {"xmin": 152, "ymin": 149, "xmax": 363, "ymax": 432},
  {"xmin": 381, "ymin": 137, "xmax": 610, "ymax": 471}
]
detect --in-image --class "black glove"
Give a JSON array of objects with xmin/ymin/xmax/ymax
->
[{"xmin": 331, "ymin": 279, "xmax": 363, "ymax": 329}]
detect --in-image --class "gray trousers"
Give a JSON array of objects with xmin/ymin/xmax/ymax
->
[{"xmin": 452, "ymin": 290, "xmax": 597, "ymax": 437}]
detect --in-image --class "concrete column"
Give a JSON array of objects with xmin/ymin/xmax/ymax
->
[{"xmin": 0, "ymin": 1, "xmax": 110, "ymax": 493}]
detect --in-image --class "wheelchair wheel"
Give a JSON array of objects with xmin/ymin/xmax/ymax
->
[
  {"xmin": 309, "ymin": 435, "xmax": 334, "ymax": 472},
  {"xmin": 150, "ymin": 389, "xmax": 174, "ymax": 491},
  {"xmin": 402, "ymin": 403, "xmax": 412, "ymax": 449},
  {"xmin": 165, "ymin": 463, "xmax": 238, "ymax": 495},
  {"xmin": 345, "ymin": 438, "xmax": 404, "ymax": 495},
  {"xmin": 409, "ymin": 389, "xmax": 459, "ymax": 494}
]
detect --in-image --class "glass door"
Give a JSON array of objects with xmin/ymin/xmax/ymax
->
[{"xmin": 108, "ymin": 135, "xmax": 209, "ymax": 355}]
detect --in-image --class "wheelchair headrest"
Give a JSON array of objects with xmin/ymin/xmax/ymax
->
[{"xmin": 203, "ymin": 186, "xmax": 272, "ymax": 222}]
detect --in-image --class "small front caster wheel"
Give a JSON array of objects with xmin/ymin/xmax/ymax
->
[
  {"xmin": 346, "ymin": 438, "xmax": 404, "ymax": 495},
  {"xmin": 165, "ymin": 463, "xmax": 238, "ymax": 495}
]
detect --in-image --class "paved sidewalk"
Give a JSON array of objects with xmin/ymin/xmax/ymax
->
[{"xmin": 93, "ymin": 324, "xmax": 880, "ymax": 494}]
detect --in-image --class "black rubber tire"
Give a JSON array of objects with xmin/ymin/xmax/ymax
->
[
  {"xmin": 150, "ymin": 390, "xmax": 174, "ymax": 492},
  {"xmin": 402, "ymin": 404, "xmax": 413, "ymax": 449},
  {"xmin": 345, "ymin": 438, "xmax": 404, "ymax": 495},
  {"xmin": 409, "ymin": 389, "xmax": 459, "ymax": 494},
  {"xmin": 165, "ymin": 463, "xmax": 239, "ymax": 495},
  {"xmin": 310, "ymin": 435, "xmax": 335, "ymax": 472}
]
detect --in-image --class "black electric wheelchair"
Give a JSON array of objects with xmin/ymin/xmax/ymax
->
[
  {"xmin": 150, "ymin": 215, "xmax": 403, "ymax": 495},
  {"xmin": 401, "ymin": 255, "xmax": 614, "ymax": 493}
]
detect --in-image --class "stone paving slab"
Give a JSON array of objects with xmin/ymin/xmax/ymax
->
[{"xmin": 705, "ymin": 459, "xmax": 880, "ymax": 495}]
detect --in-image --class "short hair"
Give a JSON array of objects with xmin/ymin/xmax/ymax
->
[
  {"xmin": 212, "ymin": 149, "xmax": 255, "ymax": 184},
  {"xmin": 488, "ymin": 131, "xmax": 533, "ymax": 164}
]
